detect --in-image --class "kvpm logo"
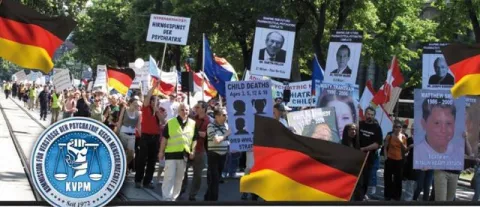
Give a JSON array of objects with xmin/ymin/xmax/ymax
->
[{"xmin": 30, "ymin": 117, "xmax": 126, "ymax": 207}]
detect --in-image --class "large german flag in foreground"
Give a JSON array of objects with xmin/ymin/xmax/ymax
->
[
  {"xmin": 441, "ymin": 44, "xmax": 480, "ymax": 98},
  {"xmin": 0, "ymin": 0, "xmax": 76, "ymax": 73},
  {"xmin": 107, "ymin": 66, "xmax": 135, "ymax": 95},
  {"xmin": 240, "ymin": 116, "xmax": 367, "ymax": 201}
]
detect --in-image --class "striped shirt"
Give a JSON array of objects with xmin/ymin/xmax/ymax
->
[{"xmin": 207, "ymin": 121, "xmax": 229, "ymax": 155}]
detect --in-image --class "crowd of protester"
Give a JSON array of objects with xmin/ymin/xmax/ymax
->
[{"xmin": 2, "ymin": 79, "xmax": 480, "ymax": 202}]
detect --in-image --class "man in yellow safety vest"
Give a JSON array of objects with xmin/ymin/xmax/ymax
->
[{"xmin": 158, "ymin": 102, "xmax": 197, "ymax": 201}]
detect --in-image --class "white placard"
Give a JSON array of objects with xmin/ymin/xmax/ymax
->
[
  {"xmin": 53, "ymin": 70, "xmax": 71, "ymax": 93},
  {"xmin": 422, "ymin": 43, "xmax": 453, "ymax": 90},
  {"xmin": 250, "ymin": 16, "xmax": 296, "ymax": 79},
  {"xmin": 14, "ymin": 70, "xmax": 27, "ymax": 81},
  {"xmin": 324, "ymin": 30, "xmax": 363, "ymax": 84},
  {"xmin": 93, "ymin": 65, "xmax": 108, "ymax": 93},
  {"xmin": 146, "ymin": 14, "xmax": 191, "ymax": 45}
]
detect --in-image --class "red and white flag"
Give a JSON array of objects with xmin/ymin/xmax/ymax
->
[{"xmin": 372, "ymin": 56, "xmax": 404, "ymax": 105}]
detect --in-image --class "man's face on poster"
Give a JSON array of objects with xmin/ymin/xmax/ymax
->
[
  {"xmin": 265, "ymin": 32, "xmax": 284, "ymax": 56},
  {"xmin": 336, "ymin": 48, "xmax": 350, "ymax": 69},
  {"xmin": 434, "ymin": 58, "xmax": 449, "ymax": 78},
  {"xmin": 421, "ymin": 106, "xmax": 455, "ymax": 153}
]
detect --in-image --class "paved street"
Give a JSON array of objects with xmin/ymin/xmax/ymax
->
[{"xmin": 1, "ymin": 95, "xmax": 477, "ymax": 203}]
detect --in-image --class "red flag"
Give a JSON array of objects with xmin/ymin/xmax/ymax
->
[{"xmin": 372, "ymin": 56, "xmax": 404, "ymax": 105}]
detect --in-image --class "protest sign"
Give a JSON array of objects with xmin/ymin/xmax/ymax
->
[
  {"xmin": 146, "ymin": 14, "xmax": 191, "ymax": 45},
  {"xmin": 413, "ymin": 89, "xmax": 466, "ymax": 170},
  {"xmin": 14, "ymin": 70, "xmax": 27, "ymax": 82},
  {"xmin": 422, "ymin": 43, "xmax": 453, "ymax": 90},
  {"xmin": 250, "ymin": 16, "xmax": 296, "ymax": 79},
  {"xmin": 53, "ymin": 69, "xmax": 71, "ymax": 93},
  {"xmin": 272, "ymin": 81, "xmax": 316, "ymax": 107},
  {"xmin": 287, "ymin": 107, "xmax": 340, "ymax": 143},
  {"xmin": 317, "ymin": 82, "xmax": 359, "ymax": 138},
  {"xmin": 225, "ymin": 80, "xmax": 273, "ymax": 152},
  {"xmin": 324, "ymin": 30, "xmax": 363, "ymax": 84},
  {"xmin": 93, "ymin": 65, "xmax": 108, "ymax": 93},
  {"xmin": 466, "ymin": 96, "xmax": 480, "ymax": 157}
]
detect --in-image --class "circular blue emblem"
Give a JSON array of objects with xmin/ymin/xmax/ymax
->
[{"xmin": 30, "ymin": 117, "xmax": 126, "ymax": 207}]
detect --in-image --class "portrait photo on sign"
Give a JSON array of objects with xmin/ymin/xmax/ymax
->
[
  {"xmin": 317, "ymin": 83, "xmax": 359, "ymax": 139},
  {"xmin": 287, "ymin": 107, "xmax": 340, "ymax": 143},
  {"xmin": 422, "ymin": 54, "xmax": 455, "ymax": 89},
  {"xmin": 413, "ymin": 89, "xmax": 466, "ymax": 170},
  {"xmin": 324, "ymin": 42, "xmax": 362, "ymax": 84},
  {"xmin": 250, "ymin": 27, "xmax": 296, "ymax": 79}
]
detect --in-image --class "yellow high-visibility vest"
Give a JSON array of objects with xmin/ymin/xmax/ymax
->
[{"xmin": 165, "ymin": 117, "xmax": 196, "ymax": 153}]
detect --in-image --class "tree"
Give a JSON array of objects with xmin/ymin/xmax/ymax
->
[{"xmin": 71, "ymin": 0, "xmax": 136, "ymax": 69}]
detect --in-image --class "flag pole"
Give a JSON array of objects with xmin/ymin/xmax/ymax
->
[
  {"xmin": 202, "ymin": 33, "xmax": 206, "ymax": 102},
  {"xmin": 348, "ymin": 151, "xmax": 370, "ymax": 201},
  {"xmin": 160, "ymin": 43, "xmax": 168, "ymax": 72}
]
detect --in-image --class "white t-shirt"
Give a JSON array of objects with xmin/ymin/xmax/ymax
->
[{"xmin": 159, "ymin": 99, "xmax": 179, "ymax": 120}]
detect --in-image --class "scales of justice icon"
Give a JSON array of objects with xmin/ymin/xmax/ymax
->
[{"xmin": 53, "ymin": 141, "xmax": 103, "ymax": 181}]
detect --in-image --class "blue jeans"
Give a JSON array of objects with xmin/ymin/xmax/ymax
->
[
  {"xmin": 369, "ymin": 150, "xmax": 379, "ymax": 186},
  {"xmin": 223, "ymin": 152, "xmax": 241, "ymax": 177},
  {"xmin": 413, "ymin": 169, "xmax": 434, "ymax": 201}
]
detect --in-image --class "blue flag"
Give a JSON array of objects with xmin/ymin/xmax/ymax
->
[
  {"xmin": 312, "ymin": 54, "xmax": 324, "ymax": 96},
  {"xmin": 203, "ymin": 35, "xmax": 233, "ymax": 97}
]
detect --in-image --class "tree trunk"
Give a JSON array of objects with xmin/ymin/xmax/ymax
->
[
  {"xmin": 466, "ymin": 0, "xmax": 480, "ymax": 43},
  {"xmin": 313, "ymin": 1, "xmax": 328, "ymax": 68},
  {"xmin": 336, "ymin": 0, "xmax": 355, "ymax": 30}
]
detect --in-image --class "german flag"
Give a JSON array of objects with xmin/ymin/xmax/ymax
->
[
  {"xmin": 0, "ymin": 0, "xmax": 76, "ymax": 73},
  {"xmin": 107, "ymin": 66, "xmax": 135, "ymax": 95},
  {"xmin": 441, "ymin": 44, "xmax": 480, "ymax": 98},
  {"xmin": 240, "ymin": 115, "xmax": 367, "ymax": 201}
]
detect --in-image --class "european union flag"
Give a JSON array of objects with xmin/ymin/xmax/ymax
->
[{"xmin": 203, "ymin": 35, "xmax": 233, "ymax": 97}]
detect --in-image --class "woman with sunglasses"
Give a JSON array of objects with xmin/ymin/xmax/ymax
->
[{"xmin": 383, "ymin": 121, "xmax": 408, "ymax": 201}]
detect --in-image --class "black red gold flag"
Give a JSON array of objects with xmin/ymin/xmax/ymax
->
[
  {"xmin": 441, "ymin": 44, "xmax": 480, "ymax": 98},
  {"xmin": 240, "ymin": 115, "xmax": 367, "ymax": 201},
  {"xmin": 107, "ymin": 66, "xmax": 135, "ymax": 95},
  {"xmin": 0, "ymin": 0, "xmax": 77, "ymax": 73}
]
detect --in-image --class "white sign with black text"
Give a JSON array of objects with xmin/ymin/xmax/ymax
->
[
  {"xmin": 146, "ymin": 14, "xmax": 191, "ymax": 45},
  {"xmin": 324, "ymin": 30, "xmax": 363, "ymax": 84},
  {"xmin": 250, "ymin": 16, "xmax": 296, "ymax": 79}
]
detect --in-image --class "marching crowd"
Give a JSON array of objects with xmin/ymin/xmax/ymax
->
[{"xmin": 1, "ymin": 79, "xmax": 480, "ymax": 202}]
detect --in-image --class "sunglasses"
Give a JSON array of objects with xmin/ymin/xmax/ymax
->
[{"xmin": 394, "ymin": 126, "xmax": 402, "ymax": 129}]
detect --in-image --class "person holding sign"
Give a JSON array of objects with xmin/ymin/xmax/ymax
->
[{"xmin": 428, "ymin": 57, "xmax": 454, "ymax": 85}]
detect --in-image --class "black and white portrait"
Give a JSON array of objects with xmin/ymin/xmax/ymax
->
[
  {"xmin": 324, "ymin": 30, "xmax": 363, "ymax": 85},
  {"xmin": 330, "ymin": 44, "xmax": 352, "ymax": 75},
  {"xmin": 258, "ymin": 31, "xmax": 287, "ymax": 63},
  {"xmin": 250, "ymin": 16, "xmax": 296, "ymax": 79},
  {"xmin": 422, "ymin": 43, "xmax": 453, "ymax": 90},
  {"xmin": 428, "ymin": 57, "xmax": 454, "ymax": 85}
]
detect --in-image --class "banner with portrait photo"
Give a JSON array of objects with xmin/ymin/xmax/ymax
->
[
  {"xmin": 422, "ymin": 43, "xmax": 454, "ymax": 90},
  {"xmin": 250, "ymin": 16, "xmax": 296, "ymax": 79},
  {"xmin": 324, "ymin": 30, "xmax": 363, "ymax": 84},
  {"xmin": 272, "ymin": 81, "xmax": 316, "ymax": 107},
  {"xmin": 466, "ymin": 96, "xmax": 480, "ymax": 157},
  {"xmin": 225, "ymin": 80, "xmax": 273, "ymax": 152},
  {"xmin": 317, "ymin": 82, "xmax": 359, "ymax": 138},
  {"xmin": 286, "ymin": 107, "xmax": 340, "ymax": 143},
  {"xmin": 413, "ymin": 89, "xmax": 466, "ymax": 170}
]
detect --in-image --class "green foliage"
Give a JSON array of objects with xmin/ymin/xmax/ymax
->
[{"xmin": 3, "ymin": 0, "xmax": 479, "ymax": 90}]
